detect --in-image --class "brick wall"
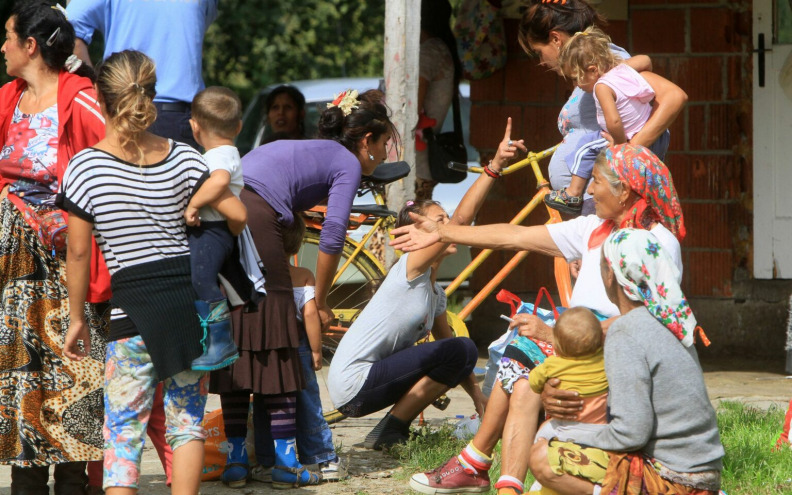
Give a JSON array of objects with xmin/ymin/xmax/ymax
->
[{"xmin": 467, "ymin": 1, "xmax": 753, "ymax": 340}]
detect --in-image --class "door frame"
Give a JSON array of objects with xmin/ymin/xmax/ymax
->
[{"xmin": 754, "ymin": 0, "xmax": 778, "ymax": 278}]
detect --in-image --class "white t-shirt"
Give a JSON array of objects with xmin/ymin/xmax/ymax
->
[
  {"xmin": 546, "ymin": 215, "xmax": 682, "ymax": 317},
  {"xmin": 327, "ymin": 253, "xmax": 447, "ymax": 408},
  {"xmin": 198, "ymin": 145, "xmax": 243, "ymax": 222},
  {"xmin": 293, "ymin": 285, "xmax": 315, "ymax": 322}
]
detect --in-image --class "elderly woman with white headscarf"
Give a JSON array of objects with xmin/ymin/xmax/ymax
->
[{"xmin": 528, "ymin": 228, "xmax": 725, "ymax": 495}]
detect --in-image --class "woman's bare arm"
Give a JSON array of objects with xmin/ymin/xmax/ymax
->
[{"xmin": 629, "ymin": 71, "xmax": 688, "ymax": 148}]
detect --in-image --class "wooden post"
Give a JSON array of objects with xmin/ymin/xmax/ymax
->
[{"xmin": 383, "ymin": 0, "xmax": 420, "ymax": 268}]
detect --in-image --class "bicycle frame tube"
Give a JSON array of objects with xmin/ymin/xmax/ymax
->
[
  {"xmin": 445, "ymin": 147, "xmax": 556, "ymax": 297},
  {"xmin": 446, "ymin": 144, "xmax": 571, "ymax": 319},
  {"xmin": 332, "ymin": 185, "xmax": 389, "ymax": 285},
  {"xmin": 467, "ymin": 145, "xmax": 558, "ymax": 176},
  {"xmin": 332, "ymin": 215, "xmax": 387, "ymax": 285}
]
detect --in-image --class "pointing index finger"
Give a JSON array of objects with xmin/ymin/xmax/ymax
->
[{"xmin": 503, "ymin": 117, "xmax": 512, "ymax": 140}]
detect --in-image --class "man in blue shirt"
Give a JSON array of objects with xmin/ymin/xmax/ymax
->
[{"xmin": 68, "ymin": 0, "xmax": 219, "ymax": 149}]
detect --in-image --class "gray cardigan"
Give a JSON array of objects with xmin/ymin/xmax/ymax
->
[{"xmin": 555, "ymin": 306, "xmax": 724, "ymax": 474}]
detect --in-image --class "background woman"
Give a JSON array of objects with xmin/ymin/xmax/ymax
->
[
  {"xmin": 262, "ymin": 84, "xmax": 306, "ymax": 142},
  {"xmin": 529, "ymin": 228, "xmax": 724, "ymax": 495},
  {"xmin": 399, "ymin": 144, "xmax": 685, "ymax": 495},
  {"xmin": 211, "ymin": 89, "xmax": 397, "ymax": 488},
  {"xmin": 0, "ymin": 2, "xmax": 110, "ymax": 493}
]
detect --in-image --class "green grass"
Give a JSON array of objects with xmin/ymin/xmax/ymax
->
[
  {"xmin": 718, "ymin": 401, "xmax": 792, "ymax": 494},
  {"xmin": 388, "ymin": 402, "xmax": 792, "ymax": 495},
  {"xmin": 390, "ymin": 423, "xmax": 534, "ymax": 494}
]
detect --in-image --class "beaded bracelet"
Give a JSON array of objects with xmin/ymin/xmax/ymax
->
[{"xmin": 484, "ymin": 160, "xmax": 503, "ymax": 179}]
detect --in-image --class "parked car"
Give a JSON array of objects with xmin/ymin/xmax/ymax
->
[
  {"xmin": 236, "ymin": 77, "xmax": 481, "ymax": 281},
  {"xmin": 237, "ymin": 77, "xmax": 479, "ymax": 163}
]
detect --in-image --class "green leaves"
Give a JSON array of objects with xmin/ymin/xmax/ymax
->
[{"xmin": 203, "ymin": 0, "xmax": 385, "ymax": 105}]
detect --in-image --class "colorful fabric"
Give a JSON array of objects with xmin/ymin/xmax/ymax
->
[
  {"xmin": 496, "ymin": 335, "xmax": 552, "ymax": 394},
  {"xmin": 589, "ymin": 144, "xmax": 685, "ymax": 249},
  {"xmin": 0, "ymin": 72, "xmax": 110, "ymax": 303},
  {"xmin": 103, "ymin": 336, "xmax": 207, "ymax": 489},
  {"xmin": 0, "ymin": 97, "xmax": 69, "ymax": 257},
  {"xmin": 603, "ymin": 229, "xmax": 696, "ymax": 346},
  {"xmin": 0, "ymin": 198, "xmax": 109, "ymax": 467},
  {"xmin": 0, "ymin": 98, "xmax": 60, "ymax": 197},
  {"xmin": 546, "ymin": 442, "xmax": 719, "ymax": 494},
  {"xmin": 547, "ymin": 440, "xmax": 610, "ymax": 482},
  {"xmin": 602, "ymin": 452, "xmax": 719, "ymax": 495},
  {"xmin": 454, "ymin": 0, "xmax": 507, "ymax": 80}
]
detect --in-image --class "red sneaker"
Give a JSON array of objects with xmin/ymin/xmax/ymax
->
[{"xmin": 409, "ymin": 456, "xmax": 490, "ymax": 494}]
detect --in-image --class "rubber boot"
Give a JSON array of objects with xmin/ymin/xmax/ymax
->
[
  {"xmin": 54, "ymin": 461, "xmax": 88, "ymax": 495},
  {"xmin": 363, "ymin": 412, "xmax": 411, "ymax": 450},
  {"xmin": 191, "ymin": 299, "xmax": 239, "ymax": 371},
  {"xmin": 10, "ymin": 465, "xmax": 49, "ymax": 495},
  {"xmin": 271, "ymin": 438, "xmax": 320, "ymax": 489},
  {"xmin": 221, "ymin": 436, "xmax": 250, "ymax": 488}
]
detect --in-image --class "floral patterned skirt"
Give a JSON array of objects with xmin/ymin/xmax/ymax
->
[{"xmin": 0, "ymin": 199, "xmax": 109, "ymax": 466}]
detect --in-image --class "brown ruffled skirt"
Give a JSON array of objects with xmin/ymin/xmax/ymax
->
[{"xmin": 210, "ymin": 189, "xmax": 304, "ymax": 395}]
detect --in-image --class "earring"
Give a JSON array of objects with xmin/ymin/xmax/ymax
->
[{"xmin": 368, "ymin": 153, "xmax": 374, "ymax": 161}]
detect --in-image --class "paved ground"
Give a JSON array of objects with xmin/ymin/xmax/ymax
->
[{"xmin": 1, "ymin": 357, "xmax": 790, "ymax": 494}]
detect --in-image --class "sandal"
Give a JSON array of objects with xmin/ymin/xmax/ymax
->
[
  {"xmin": 271, "ymin": 465, "xmax": 322, "ymax": 489},
  {"xmin": 221, "ymin": 462, "xmax": 250, "ymax": 488},
  {"xmin": 544, "ymin": 188, "xmax": 583, "ymax": 215}
]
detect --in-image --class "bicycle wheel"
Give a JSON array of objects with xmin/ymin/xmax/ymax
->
[{"xmin": 297, "ymin": 229, "xmax": 385, "ymax": 358}]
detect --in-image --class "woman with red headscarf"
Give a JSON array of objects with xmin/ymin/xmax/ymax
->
[{"xmin": 394, "ymin": 143, "xmax": 686, "ymax": 495}]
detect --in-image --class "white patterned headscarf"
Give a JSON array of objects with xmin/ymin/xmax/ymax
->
[{"xmin": 602, "ymin": 228, "xmax": 696, "ymax": 347}]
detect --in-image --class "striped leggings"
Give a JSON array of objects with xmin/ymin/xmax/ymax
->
[{"xmin": 221, "ymin": 392, "xmax": 296, "ymax": 439}]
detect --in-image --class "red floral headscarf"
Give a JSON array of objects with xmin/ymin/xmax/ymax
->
[{"xmin": 589, "ymin": 144, "xmax": 685, "ymax": 249}]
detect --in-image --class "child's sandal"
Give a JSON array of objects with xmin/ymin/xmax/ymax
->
[
  {"xmin": 271, "ymin": 465, "xmax": 322, "ymax": 489},
  {"xmin": 544, "ymin": 188, "xmax": 583, "ymax": 215}
]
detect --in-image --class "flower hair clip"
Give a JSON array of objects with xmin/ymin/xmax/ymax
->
[
  {"xmin": 51, "ymin": 3, "xmax": 68, "ymax": 20},
  {"xmin": 327, "ymin": 89, "xmax": 360, "ymax": 116},
  {"xmin": 406, "ymin": 200, "xmax": 415, "ymax": 207}
]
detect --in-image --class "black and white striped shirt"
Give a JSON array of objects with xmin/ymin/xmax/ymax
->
[{"xmin": 61, "ymin": 140, "xmax": 209, "ymax": 276}]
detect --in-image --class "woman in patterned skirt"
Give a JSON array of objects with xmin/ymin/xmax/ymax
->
[{"xmin": 0, "ymin": 2, "xmax": 110, "ymax": 493}]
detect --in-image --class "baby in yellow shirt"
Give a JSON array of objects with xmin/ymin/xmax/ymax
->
[{"xmin": 530, "ymin": 306, "xmax": 609, "ymax": 441}]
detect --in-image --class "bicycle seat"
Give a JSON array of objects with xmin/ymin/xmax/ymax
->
[
  {"xmin": 363, "ymin": 161, "xmax": 410, "ymax": 185},
  {"xmin": 350, "ymin": 204, "xmax": 396, "ymax": 218}
]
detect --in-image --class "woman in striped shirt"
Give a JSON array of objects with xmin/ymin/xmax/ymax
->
[{"xmin": 60, "ymin": 50, "xmax": 243, "ymax": 495}]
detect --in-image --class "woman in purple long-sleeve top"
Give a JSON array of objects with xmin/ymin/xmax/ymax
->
[{"xmin": 211, "ymin": 89, "xmax": 397, "ymax": 488}]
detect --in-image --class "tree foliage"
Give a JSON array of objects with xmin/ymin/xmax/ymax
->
[
  {"xmin": 202, "ymin": 0, "xmax": 385, "ymax": 104},
  {"xmin": 0, "ymin": 0, "xmax": 385, "ymax": 104}
]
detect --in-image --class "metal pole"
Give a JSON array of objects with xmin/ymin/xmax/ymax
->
[{"xmin": 383, "ymin": 0, "xmax": 420, "ymax": 268}]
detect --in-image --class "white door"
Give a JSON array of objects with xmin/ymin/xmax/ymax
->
[{"xmin": 754, "ymin": 0, "xmax": 792, "ymax": 278}]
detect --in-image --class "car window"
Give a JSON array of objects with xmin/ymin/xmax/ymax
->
[{"xmin": 238, "ymin": 85, "xmax": 478, "ymax": 163}]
